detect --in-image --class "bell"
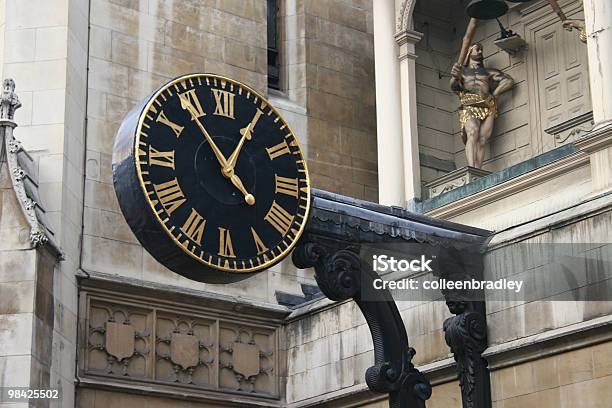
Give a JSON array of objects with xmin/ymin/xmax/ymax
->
[{"xmin": 466, "ymin": 0, "xmax": 509, "ymax": 20}]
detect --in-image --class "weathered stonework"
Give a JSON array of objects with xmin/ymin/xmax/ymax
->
[{"xmin": 78, "ymin": 276, "xmax": 287, "ymax": 406}]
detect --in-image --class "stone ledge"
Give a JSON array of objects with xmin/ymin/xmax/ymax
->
[
  {"xmin": 77, "ymin": 377, "xmax": 282, "ymax": 408},
  {"xmin": 484, "ymin": 314, "xmax": 612, "ymax": 370},
  {"xmin": 418, "ymin": 143, "xmax": 579, "ymax": 216},
  {"xmin": 488, "ymin": 191, "xmax": 612, "ymax": 248},
  {"xmin": 420, "ymin": 122, "xmax": 612, "ymax": 219},
  {"xmin": 425, "ymin": 166, "xmax": 491, "ymax": 199},
  {"xmin": 78, "ymin": 270, "xmax": 291, "ymax": 323}
]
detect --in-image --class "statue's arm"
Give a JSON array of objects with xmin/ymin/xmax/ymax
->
[
  {"xmin": 450, "ymin": 63, "xmax": 464, "ymax": 92},
  {"xmin": 491, "ymin": 69, "xmax": 514, "ymax": 97},
  {"xmin": 450, "ymin": 77, "xmax": 463, "ymax": 92}
]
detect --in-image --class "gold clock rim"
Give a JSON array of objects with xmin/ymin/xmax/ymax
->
[{"xmin": 134, "ymin": 72, "xmax": 311, "ymax": 274}]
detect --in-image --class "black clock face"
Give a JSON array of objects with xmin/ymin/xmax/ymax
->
[{"xmin": 133, "ymin": 74, "xmax": 310, "ymax": 273}]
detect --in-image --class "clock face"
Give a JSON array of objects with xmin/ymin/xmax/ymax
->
[{"xmin": 131, "ymin": 74, "xmax": 310, "ymax": 274}]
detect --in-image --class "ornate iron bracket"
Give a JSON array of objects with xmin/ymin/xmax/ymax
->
[
  {"xmin": 293, "ymin": 240, "xmax": 432, "ymax": 408},
  {"xmin": 439, "ymin": 248, "xmax": 491, "ymax": 408},
  {"xmin": 443, "ymin": 301, "xmax": 490, "ymax": 408}
]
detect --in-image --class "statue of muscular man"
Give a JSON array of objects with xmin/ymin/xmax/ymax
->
[{"xmin": 450, "ymin": 43, "xmax": 514, "ymax": 169}]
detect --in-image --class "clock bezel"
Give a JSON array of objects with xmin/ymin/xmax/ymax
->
[{"xmin": 133, "ymin": 73, "xmax": 311, "ymax": 274}]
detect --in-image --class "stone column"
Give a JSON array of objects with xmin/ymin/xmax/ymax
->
[
  {"xmin": 373, "ymin": 0, "xmax": 405, "ymax": 206},
  {"xmin": 395, "ymin": 29, "xmax": 423, "ymax": 205},
  {"xmin": 584, "ymin": 0, "xmax": 612, "ymax": 128}
]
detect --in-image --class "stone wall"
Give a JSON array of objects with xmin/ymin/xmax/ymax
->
[
  {"xmin": 0, "ymin": 153, "xmax": 58, "ymax": 404},
  {"xmin": 301, "ymin": 0, "xmax": 377, "ymax": 202},
  {"xmin": 272, "ymin": 0, "xmax": 377, "ymax": 202},
  {"xmin": 490, "ymin": 340, "xmax": 612, "ymax": 408}
]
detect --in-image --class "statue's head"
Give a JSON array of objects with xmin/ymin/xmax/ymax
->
[{"xmin": 465, "ymin": 43, "xmax": 484, "ymax": 65}]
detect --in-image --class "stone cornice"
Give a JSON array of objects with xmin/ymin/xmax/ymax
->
[
  {"xmin": 394, "ymin": 29, "xmax": 423, "ymax": 61},
  {"xmin": 394, "ymin": 29, "xmax": 423, "ymax": 46},
  {"xmin": 425, "ymin": 150, "xmax": 590, "ymax": 219},
  {"xmin": 484, "ymin": 314, "xmax": 612, "ymax": 370},
  {"xmin": 79, "ymin": 270, "xmax": 291, "ymax": 323},
  {"xmin": 574, "ymin": 122, "xmax": 612, "ymax": 153}
]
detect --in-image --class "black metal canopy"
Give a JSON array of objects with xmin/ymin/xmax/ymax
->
[
  {"xmin": 307, "ymin": 188, "xmax": 491, "ymax": 247},
  {"xmin": 293, "ymin": 189, "xmax": 493, "ymax": 408}
]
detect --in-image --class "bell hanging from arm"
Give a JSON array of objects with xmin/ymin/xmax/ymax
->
[{"xmin": 466, "ymin": 0, "xmax": 508, "ymax": 20}]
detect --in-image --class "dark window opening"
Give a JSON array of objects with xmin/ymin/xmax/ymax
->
[{"xmin": 267, "ymin": 0, "xmax": 280, "ymax": 90}]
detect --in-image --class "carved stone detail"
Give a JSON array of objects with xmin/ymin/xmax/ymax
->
[
  {"xmin": 105, "ymin": 321, "xmax": 135, "ymax": 361},
  {"xmin": 219, "ymin": 326, "xmax": 275, "ymax": 394},
  {"xmin": 396, "ymin": 0, "xmax": 416, "ymax": 31},
  {"xmin": 155, "ymin": 315, "xmax": 214, "ymax": 385},
  {"xmin": 232, "ymin": 342, "xmax": 260, "ymax": 378},
  {"xmin": 170, "ymin": 333, "xmax": 200, "ymax": 370},
  {"xmin": 0, "ymin": 78, "xmax": 59, "ymax": 252},
  {"xmin": 83, "ymin": 291, "xmax": 280, "ymax": 398},
  {"xmin": 0, "ymin": 79, "xmax": 21, "ymax": 120},
  {"xmin": 426, "ymin": 166, "xmax": 491, "ymax": 199},
  {"xmin": 88, "ymin": 302, "xmax": 151, "ymax": 377}
]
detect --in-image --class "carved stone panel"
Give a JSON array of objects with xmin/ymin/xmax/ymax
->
[
  {"xmin": 219, "ymin": 324, "xmax": 275, "ymax": 395},
  {"xmin": 155, "ymin": 313, "xmax": 215, "ymax": 386},
  {"xmin": 233, "ymin": 342, "xmax": 260, "ymax": 378},
  {"xmin": 105, "ymin": 322, "xmax": 135, "ymax": 361},
  {"xmin": 81, "ymin": 288, "xmax": 281, "ymax": 400},
  {"xmin": 87, "ymin": 300, "xmax": 151, "ymax": 377}
]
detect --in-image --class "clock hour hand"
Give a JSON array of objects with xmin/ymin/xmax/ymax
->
[
  {"xmin": 229, "ymin": 172, "xmax": 255, "ymax": 206},
  {"xmin": 223, "ymin": 123, "xmax": 253, "ymax": 177},
  {"xmin": 224, "ymin": 109, "xmax": 262, "ymax": 175},
  {"xmin": 184, "ymin": 103, "xmax": 228, "ymax": 168}
]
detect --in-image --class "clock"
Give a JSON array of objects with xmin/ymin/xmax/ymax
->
[{"xmin": 112, "ymin": 73, "xmax": 310, "ymax": 283}]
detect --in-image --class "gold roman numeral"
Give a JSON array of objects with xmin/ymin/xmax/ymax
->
[
  {"xmin": 153, "ymin": 178, "xmax": 186, "ymax": 215},
  {"xmin": 266, "ymin": 140, "xmax": 291, "ymax": 160},
  {"xmin": 265, "ymin": 201, "xmax": 294, "ymax": 235},
  {"xmin": 156, "ymin": 110, "xmax": 184, "ymax": 137},
  {"xmin": 251, "ymin": 227, "xmax": 268, "ymax": 254},
  {"xmin": 149, "ymin": 146, "xmax": 175, "ymax": 169},
  {"xmin": 275, "ymin": 175, "xmax": 299, "ymax": 198},
  {"xmin": 181, "ymin": 208, "xmax": 206, "ymax": 245},
  {"xmin": 212, "ymin": 89, "xmax": 235, "ymax": 118},
  {"xmin": 179, "ymin": 89, "xmax": 206, "ymax": 119},
  {"xmin": 218, "ymin": 227, "xmax": 236, "ymax": 258}
]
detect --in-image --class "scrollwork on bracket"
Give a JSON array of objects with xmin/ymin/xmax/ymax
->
[
  {"xmin": 443, "ymin": 301, "xmax": 490, "ymax": 408},
  {"xmin": 293, "ymin": 239, "xmax": 431, "ymax": 408},
  {"xmin": 292, "ymin": 242, "xmax": 361, "ymax": 301}
]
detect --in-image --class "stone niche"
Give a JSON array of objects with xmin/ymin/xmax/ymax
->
[{"xmin": 78, "ymin": 275, "xmax": 287, "ymax": 405}]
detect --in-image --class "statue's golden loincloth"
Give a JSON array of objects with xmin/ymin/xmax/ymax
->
[{"xmin": 457, "ymin": 91, "xmax": 497, "ymax": 130}]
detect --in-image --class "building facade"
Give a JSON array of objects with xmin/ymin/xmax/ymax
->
[{"xmin": 0, "ymin": 0, "xmax": 610, "ymax": 407}]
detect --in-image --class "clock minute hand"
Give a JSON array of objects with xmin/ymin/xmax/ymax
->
[{"xmin": 184, "ymin": 103, "xmax": 228, "ymax": 168}]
